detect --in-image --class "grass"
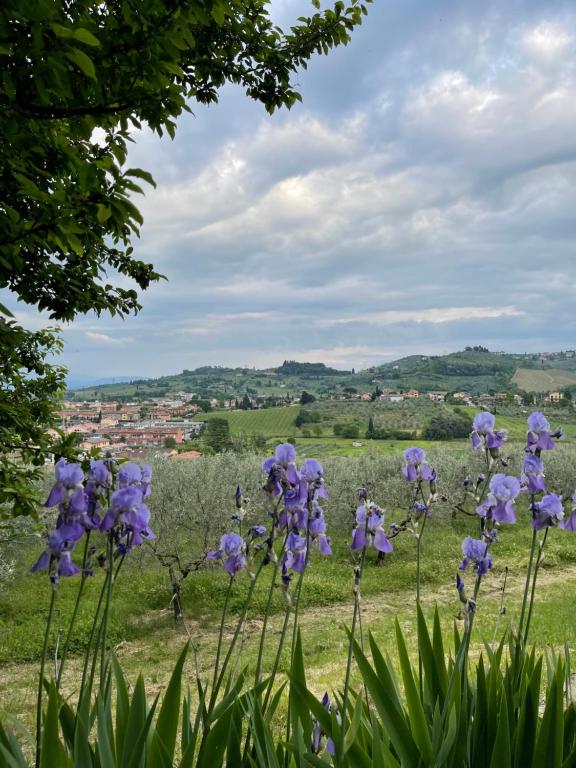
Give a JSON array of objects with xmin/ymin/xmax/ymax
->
[{"xmin": 3, "ymin": 495, "xmax": 576, "ymax": 731}]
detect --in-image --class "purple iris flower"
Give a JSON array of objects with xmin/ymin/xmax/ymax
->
[
  {"xmin": 284, "ymin": 482, "xmax": 308, "ymax": 510},
  {"xmin": 263, "ymin": 443, "xmax": 300, "ymax": 484},
  {"xmin": 412, "ymin": 501, "xmax": 430, "ymax": 518},
  {"xmin": 89, "ymin": 459, "xmax": 109, "ymax": 487},
  {"xmin": 564, "ymin": 492, "xmax": 576, "ymax": 532},
  {"xmin": 101, "ymin": 486, "xmax": 155, "ymax": 551},
  {"xmin": 101, "ymin": 487, "xmax": 143, "ymax": 531},
  {"xmin": 207, "ymin": 532, "xmax": 247, "ymax": 575},
  {"xmin": 300, "ymin": 459, "xmax": 329, "ymax": 500},
  {"xmin": 402, "ymin": 447, "xmax": 434, "ymax": 482},
  {"xmin": 283, "ymin": 531, "xmax": 308, "ymax": 573},
  {"xmin": 470, "ymin": 412, "xmax": 508, "ymax": 451},
  {"xmin": 118, "ymin": 462, "xmax": 143, "ymax": 487},
  {"xmin": 140, "ymin": 465, "xmax": 152, "ymax": 497},
  {"xmin": 308, "ymin": 505, "xmax": 332, "ymax": 555},
  {"xmin": 249, "ymin": 525, "xmax": 267, "ymax": 538},
  {"xmin": 55, "ymin": 486, "xmax": 101, "ymax": 534},
  {"xmin": 44, "ymin": 458, "xmax": 84, "ymax": 508},
  {"xmin": 82, "ymin": 459, "xmax": 111, "ymax": 528},
  {"xmin": 532, "ymin": 493, "xmax": 564, "ymax": 530},
  {"xmin": 311, "ymin": 693, "xmax": 336, "ymax": 755},
  {"xmin": 520, "ymin": 454, "xmax": 546, "ymax": 494},
  {"xmin": 300, "ymin": 458, "xmax": 322, "ymax": 482},
  {"xmin": 476, "ymin": 474, "xmax": 521, "ymax": 523},
  {"xmin": 351, "ymin": 503, "xmax": 393, "ymax": 553},
  {"xmin": 459, "ymin": 537, "xmax": 493, "ymax": 575},
  {"xmin": 262, "ymin": 443, "xmax": 301, "ymax": 496},
  {"xmin": 526, "ymin": 412, "xmax": 556, "ymax": 453},
  {"xmin": 31, "ymin": 524, "xmax": 83, "ymax": 581},
  {"xmin": 116, "ymin": 461, "xmax": 153, "ymax": 499}
]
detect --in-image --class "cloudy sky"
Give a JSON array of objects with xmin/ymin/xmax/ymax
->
[{"xmin": 12, "ymin": 0, "xmax": 576, "ymax": 377}]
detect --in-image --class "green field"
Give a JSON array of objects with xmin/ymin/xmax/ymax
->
[
  {"xmin": 197, "ymin": 405, "xmax": 300, "ymax": 436},
  {"xmin": 193, "ymin": 400, "xmax": 576, "ymax": 458},
  {"xmin": 512, "ymin": 366, "xmax": 576, "ymax": 392}
]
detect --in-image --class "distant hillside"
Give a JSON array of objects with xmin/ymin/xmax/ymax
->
[
  {"xmin": 274, "ymin": 361, "xmax": 349, "ymax": 376},
  {"xmin": 69, "ymin": 349, "xmax": 576, "ymax": 401},
  {"xmin": 368, "ymin": 349, "xmax": 518, "ymax": 394},
  {"xmin": 66, "ymin": 374, "xmax": 141, "ymax": 390}
]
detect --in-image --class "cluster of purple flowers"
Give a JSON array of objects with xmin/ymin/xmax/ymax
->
[
  {"xmin": 263, "ymin": 445, "xmax": 332, "ymax": 576},
  {"xmin": 209, "ymin": 444, "xmax": 332, "ymax": 581},
  {"xmin": 516, "ymin": 413, "xmax": 572, "ymax": 531},
  {"xmin": 457, "ymin": 410, "xmax": 576, "ymax": 606},
  {"xmin": 265, "ymin": 445, "xmax": 331, "ymax": 555},
  {"xmin": 32, "ymin": 458, "xmax": 154, "ymax": 582}
]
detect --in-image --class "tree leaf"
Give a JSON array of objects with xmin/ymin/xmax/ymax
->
[{"xmin": 65, "ymin": 48, "xmax": 96, "ymax": 79}]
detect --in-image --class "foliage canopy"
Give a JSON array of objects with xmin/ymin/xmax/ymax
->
[{"xmin": 1, "ymin": 0, "xmax": 369, "ymax": 319}]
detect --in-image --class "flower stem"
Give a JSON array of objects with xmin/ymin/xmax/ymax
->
[
  {"xmin": 262, "ymin": 600, "xmax": 292, "ymax": 711},
  {"xmin": 415, "ymin": 512, "xmax": 428, "ymax": 606},
  {"xmin": 518, "ymin": 525, "xmax": 537, "ymax": 639},
  {"xmin": 415, "ymin": 511, "xmax": 428, "ymax": 698},
  {"xmin": 441, "ymin": 554, "xmax": 488, "ymax": 729},
  {"xmin": 79, "ymin": 554, "xmax": 124, "ymax": 711},
  {"xmin": 78, "ymin": 569, "xmax": 109, "ymax": 706},
  {"xmin": 99, "ymin": 534, "xmax": 115, "ymax": 689},
  {"xmin": 254, "ymin": 527, "xmax": 289, "ymax": 688},
  {"xmin": 35, "ymin": 584, "xmax": 57, "ymax": 768},
  {"xmin": 212, "ymin": 576, "xmax": 233, "ymax": 695},
  {"xmin": 208, "ymin": 559, "xmax": 265, "ymax": 711},
  {"xmin": 56, "ymin": 532, "xmax": 91, "ymax": 688},
  {"xmin": 523, "ymin": 528, "xmax": 549, "ymax": 646},
  {"xmin": 338, "ymin": 520, "xmax": 369, "ymax": 764},
  {"xmin": 254, "ymin": 565, "xmax": 278, "ymax": 686},
  {"xmin": 284, "ymin": 529, "xmax": 311, "ymax": 763}
]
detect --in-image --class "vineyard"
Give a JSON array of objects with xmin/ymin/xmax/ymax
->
[
  {"xmin": 197, "ymin": 400, "xmax": 455, "ymax": 437},
  {"xmin": 197, "ymin": 405, "xmax": 300, "ymax": 436}
]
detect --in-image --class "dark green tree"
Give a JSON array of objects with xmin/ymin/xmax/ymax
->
[
  {"xmin": 0, "ymin": 318, "xmax": 69, "ymax": 518},
  {"xmin": 300, "ymin": 390, "xmax": 316, "ymax": 404},
  {"xmin": 203, "ymin": 418, "xmax": 232, "ymax": 453},
  {"xmin": 366, "ymin": 415, "xmax": 375, "ymax": 438}
]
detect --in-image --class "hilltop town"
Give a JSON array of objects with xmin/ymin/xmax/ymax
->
[{"xmin": 59, "ymin": 348, "xmax": 576, "ymax": 456}]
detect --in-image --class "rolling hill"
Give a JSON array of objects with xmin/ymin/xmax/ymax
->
[{"xmin": 69, "ymin": 348, "xmax": 576, "ymax": 401}]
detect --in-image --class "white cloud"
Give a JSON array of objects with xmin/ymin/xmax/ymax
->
[
  {"xmin": 23, "ymin": 3, "xmax": 576, "ymax": 378},
  {"xmin": 522, "ymin": 21, "xmax": 573, "ymax": 58},
  {"xmin": 319, "ymin": 307, "xmax": 525, "ymax": 328},
  {"xmin": 85, "ymin": 332, "xmax": 133, "ymax": 346}
]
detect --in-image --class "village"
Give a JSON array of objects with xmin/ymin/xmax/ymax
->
[{"xmin": 57, "ymin": 382, "xmax": 571, "ymax": 457}]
